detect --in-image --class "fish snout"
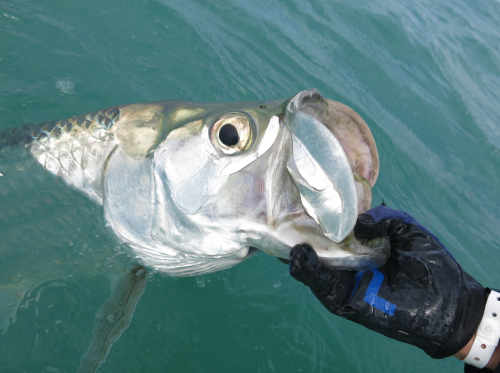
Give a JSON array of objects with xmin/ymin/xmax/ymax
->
[{"xmin": 276, "ymin": 89, "xmax": 390, "ymax": 270}]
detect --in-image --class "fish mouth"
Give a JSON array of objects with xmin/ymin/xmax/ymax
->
[
  {"xmin": 275, "ymin": 89, "xmax": 389, "ymax": 269},
  {"xmin": 282, "ymin": 89, "xmax": 358, "ymax": 243}
]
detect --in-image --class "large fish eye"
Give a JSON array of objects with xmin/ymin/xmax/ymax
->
[{"xmin": 210, "ymin": 113, "xmax": 252, "ymax": 154}]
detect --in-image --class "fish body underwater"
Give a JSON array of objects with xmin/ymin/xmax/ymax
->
[{"xmin": 0, "ymin": 89, "xmax": 387, "ymax": 371}]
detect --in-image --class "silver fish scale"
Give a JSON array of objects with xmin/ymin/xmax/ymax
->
[
  {"xmin": 0, "ymin": 106, "xmax": 121, "ymax": 147},
  {"xmin": 0, "ymin": 106, "xmax": 123, "ymax": 204}
]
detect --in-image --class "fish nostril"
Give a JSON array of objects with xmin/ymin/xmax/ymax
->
[{"xmin": 219, "ymin": 124, "xmax": 239, "ymax": 146}]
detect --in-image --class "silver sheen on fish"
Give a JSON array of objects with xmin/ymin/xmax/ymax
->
[
  {"xmin": 0, "ymin": 89, "xmax": 389, "ymax": 372},
  {"xmin": 1, "ymin": 89, "xmax": 389, "ymax": 276}
]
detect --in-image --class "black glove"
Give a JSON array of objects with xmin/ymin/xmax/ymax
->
[{"xmin": 290, "ymin": 205, "xmax": 487, "ymax": 359}]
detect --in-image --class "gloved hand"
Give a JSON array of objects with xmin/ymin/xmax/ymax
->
[{"xmin": 290, "ymin": 205, "xmax": 487, "ymax": 359}]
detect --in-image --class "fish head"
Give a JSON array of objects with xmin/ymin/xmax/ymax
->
[{"xmin": 104, "ymin": 89, "xmax": 388, "ymax": 274}]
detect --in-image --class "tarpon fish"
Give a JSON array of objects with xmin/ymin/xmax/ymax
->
[{"xmin": 0, "ymin": 89, "xmax": 387, "ymax": 371}]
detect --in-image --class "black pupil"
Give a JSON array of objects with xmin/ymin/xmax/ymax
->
[{"xmin": 219, "ymin": 124, "xmax": 239, "ymax": 147}]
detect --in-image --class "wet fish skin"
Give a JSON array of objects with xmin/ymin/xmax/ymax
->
[
  {"xmin": 1, "ymin": 90, "xmax": 388, "ymax": 278},
  {"xmin": 0, "ymin": 106, "xmax": 122, "ymax": 204},
  {"xmin": 0, "ymin": 89, "xmax": 388, "ymax": 373}
]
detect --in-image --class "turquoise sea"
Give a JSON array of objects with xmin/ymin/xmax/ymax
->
[{"xmin": 1, "ymin": 0, "xmax": 500, "ymax": 372}]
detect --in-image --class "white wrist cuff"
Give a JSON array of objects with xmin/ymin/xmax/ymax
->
[{"xmin": 463, "ymin": 290, "xmax": 500, "ymax": 368}]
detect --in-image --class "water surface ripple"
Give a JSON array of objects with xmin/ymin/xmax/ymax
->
[{"xmin": 0, "ymin": 0, "xmax": 499, "ymax": 372}]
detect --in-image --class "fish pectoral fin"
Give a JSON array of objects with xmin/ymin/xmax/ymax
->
[{"xmin": 77, "ymin": 266, "xmax": 148, "ymax": 373}]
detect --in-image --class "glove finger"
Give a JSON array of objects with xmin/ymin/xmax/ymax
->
[
  {"xmin": 354, "ymin": 210, "xmax": 405, "ymax": 241},
  {"xmin": 355, "ymin": 206, "xmax": 457, "ymax": 259},
  {"xmin": 289, "ymin": 243, "xmax": 336, "ymax": 288},
  {"xmin": 290, "ymin": 243, "xmax": 357, "ymax": 313},
  {"xmin": 354, "ymin": 214, "xmax": 390, "ymax": 240}
]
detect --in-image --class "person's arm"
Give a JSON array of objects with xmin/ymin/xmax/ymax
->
[
  {"xmin": 456, "ymin": 333, "xmax": 500, "ymax": 371},
  {"xmin": 455, "ymin": 335, "xmax": 476, "ymax": 361},
  {"xmin": 290, "ymin": 205, "xmax": 498, "ymax": 370}
]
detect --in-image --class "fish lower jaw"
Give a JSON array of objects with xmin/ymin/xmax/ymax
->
[
  {"xmin": 241, "ymin": 221, "xmax": 350, "ymax": 260},
  {"xmin": 242, "ymin": 220, "xmax": 389, "ymax": 271}
]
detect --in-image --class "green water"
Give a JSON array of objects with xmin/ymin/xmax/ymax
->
[{"xmin": 1, "ymin": 0, "xmax": 500, "ymax": 372}]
